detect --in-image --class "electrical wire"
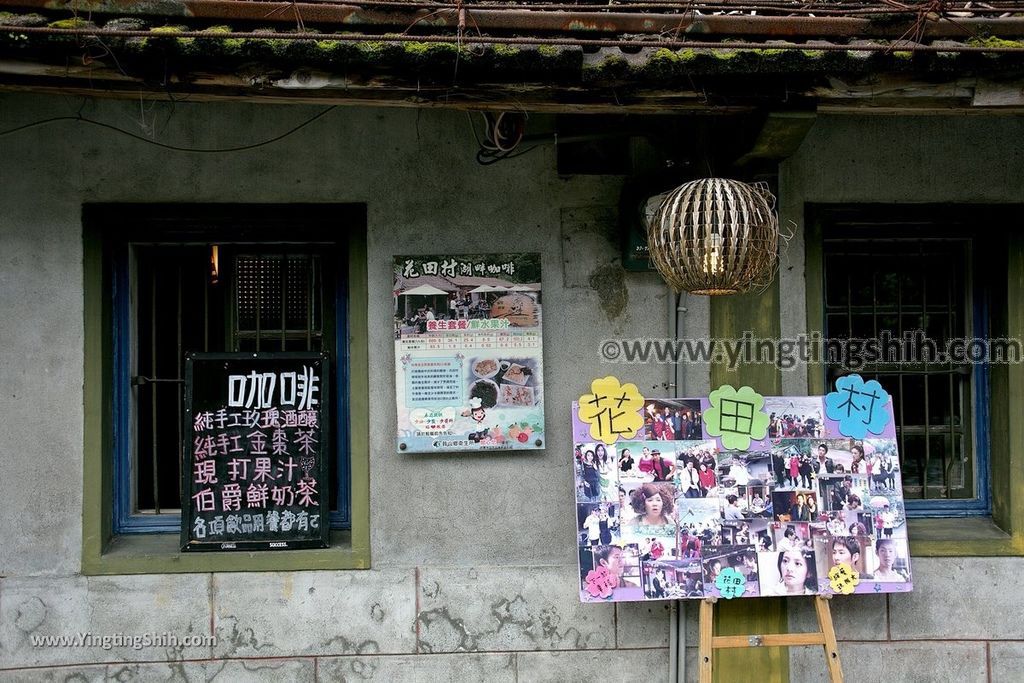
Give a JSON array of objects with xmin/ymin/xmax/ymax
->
[
  {"xmin": 475, "ymin": 141, "xmax": 543, "ymax": 165},
  {"xmin": 0, "ymin": 106, "xmax": 337, "ymax": 152},
  {"xmin": 477, "ymin": 143, "xmax": 544, "ymax": 165},
  {"xmin": 473, "ymin": 110, "xmax": 531, "ymax": 164}
]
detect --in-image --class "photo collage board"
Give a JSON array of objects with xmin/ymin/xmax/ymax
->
[{"xmin": 573, "ymin": 382, "xmax": 913, "ymax": 602}]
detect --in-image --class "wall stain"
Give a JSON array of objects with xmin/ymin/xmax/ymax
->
[
  {"xmin": 14, "ymin": 596, "xmax": 46, "ymax": 632},
  {"xmin": 489, "ymin": 595, "xmax": 535, "ymax": 636},
  {"xmin": 60, "ymin": 674, "xmax": 94, "ymax": 683},
  {"xmin": 348, "ymin": 658, "xmax": 378, "ymax": 679},
  {"xmin": 537, "ymin": 604, "xmax": 586, "ymax": 649},
  {"xmin": 163, "ymin": 658, "xmax": 191, "ymax": 682},
  {"xmin": 417, "ymin": 593, "xmax": 607, "ymax": 654},
  {"xmin": 326, "ymin": 658, "xmax": 378, "ymax": 681},
  {"xmin": 422, "ymin": 581, "xmax": 441, "ymax": 599},
  {"xmin": 239, "ymin": 660, "xmax": 301, "ymax": 676},
  {"xmin": 538, "ymin": 606, "xmax": 575, "ymax": 646},
  {"xmin": 215, "ymin": 615, "xmax": 275, "ymax": 657},
  {"xmin": 107, "ymin": 664, "xmax": 145, "ymax": 682},
  {"xmin": 162, "ymin": 622, "xmax": 205, "ymax": 665},
  {"xmin": 370, "ymin": 603, "xmax": 385, "ymax": 623},
  {"xmin": 589, "ymin": 263, "xmax": 628, "ymax": 320},
  {"xmin": 203, "ymin": 660, "xmax": 229, "ymax": 681},
  {"xmin": 416, "ymin": 607, "xmax": 478, "ymax": 652},
  {"xmin": 322, "ymin": 634, "xmax": 381, "ymax": 655}
]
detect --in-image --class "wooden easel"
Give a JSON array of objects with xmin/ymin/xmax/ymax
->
[{"xmin": 698, "ymin": 595, "xmax": 843, "ymax": 683}]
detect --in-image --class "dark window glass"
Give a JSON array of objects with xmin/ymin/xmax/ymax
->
[{"xmin": 823, "ymin": 234, "xmax": 974, "ymax": 501}]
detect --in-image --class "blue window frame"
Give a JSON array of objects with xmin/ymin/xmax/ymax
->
[
  {"xmin": 105, "ymin": 208, "xmax": 351, "ymax": 533},
  {"xmin": 818, "ymin": 207, "xmax": 992, "ymax": 518}
]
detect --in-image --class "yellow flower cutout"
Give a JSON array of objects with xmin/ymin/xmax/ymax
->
[
  {"xmin": 577, "ymin": 376, "xmax": 645, "ymax": 445},
  {"xmin": 828, "ymin": 563, "xmax": 861, "ymax": 595}
]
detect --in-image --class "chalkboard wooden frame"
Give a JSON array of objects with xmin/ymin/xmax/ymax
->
[{"xmin": 181, "ymin": 351, "xmax": 331, "ymax": 551}]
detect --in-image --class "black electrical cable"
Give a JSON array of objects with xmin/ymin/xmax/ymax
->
[
  {"xmin": 470, "ymin": 109, "xmax": 537, "ymax": 165},
  {"xmin": 475, "ymin": 141, "xmax": 543, "ymax": 165},
  {"xmin": 0, "ymin": 106, "xmax": 337, "ymax": 153}
]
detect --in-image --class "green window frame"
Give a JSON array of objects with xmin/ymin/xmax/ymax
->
[
  {"xmin": 82, "ymin": 204, "xmax": 370, "ymax": 574},
  {"xmin": 806, "ymin": 204, "xmax": 1024, "ymax": 557}
]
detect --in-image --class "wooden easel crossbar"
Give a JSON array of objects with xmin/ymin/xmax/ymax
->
[{"xmin": 698, "ymin": 596, "xmax": 843, "ymax": 683}]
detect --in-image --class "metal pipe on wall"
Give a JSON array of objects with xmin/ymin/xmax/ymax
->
[
  {"xmin": 667, "ymin": 288, "xmax": 689, "ymax": 683},
  {"xmin": 7, "ymin": 0, "xmax": 1024, "ymax": 39}
]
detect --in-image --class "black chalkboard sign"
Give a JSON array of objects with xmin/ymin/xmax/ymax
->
[{"xmin": 181, "ymin": 352, "xmax": 330, "ymax": 551}]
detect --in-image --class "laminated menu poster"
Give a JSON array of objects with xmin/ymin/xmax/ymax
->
[
  {"xmin": 394, "ymin": 253, "xmax": 544, "ymax": 453},
  {"xmin": 573, "ymin": 377, "xmax": 912, "ymax": 602},
  {"xmin": 182, "ymin": 352, "xmax": 329, "ymax": 551}
]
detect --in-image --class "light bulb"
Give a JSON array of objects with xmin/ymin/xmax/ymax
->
[
  {"xmin": 704, "ymin": 232, "xmax": 724, "ymax": 276},
  {"xmin": 210, "ymin": 245, "xmax": 220, "ymax": 285}
]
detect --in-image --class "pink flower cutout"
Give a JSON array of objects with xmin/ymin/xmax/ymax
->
[{"xmin": 584, "ymin": 566, "xmax": 617, "ymax": 599}]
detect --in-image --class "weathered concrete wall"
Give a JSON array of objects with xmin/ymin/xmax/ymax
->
[
  {"xmin": 0, "ymin": 93, "xmax": 676, "ymax": 680},
  {"xmin": 780, "ymin": 114, "xmax": 1024, "ymax": 682},
  {"xmin": 0, "ymin": 95, "xmax": 1022, "ymax": 681},
  {"xmin": 778, "ymin": 113, "xmax": 1024, "ymax": 396}
]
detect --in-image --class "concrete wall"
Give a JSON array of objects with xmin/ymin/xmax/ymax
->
[
  {"xmin": 0, "ymin": 93, "xmax": 1022, "ymax": 681},
  {"xmin": 0, "ymin": 94, "xmax": 674, "ymax": 681},
  {"xmin": 780, "ymin": 114, "xmax": 1024, "ymax": 683}
]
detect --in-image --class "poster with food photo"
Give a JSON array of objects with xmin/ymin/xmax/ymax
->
[{"xmin": 394, "ymin": 253, "xmax": 544, "ymax": 453}]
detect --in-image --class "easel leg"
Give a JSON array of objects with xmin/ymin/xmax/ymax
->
[
  {"xmin": 699, "ymin": 599, "xmax": 714, "ymax": 683},
  {"xmin": 814, "ymin": 597, "xmax": 844, "ymax": 683}
]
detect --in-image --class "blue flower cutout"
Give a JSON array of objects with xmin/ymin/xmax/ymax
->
[
  {"xmin": 715, "ymin": 567, "xmax": 747, "ymax": 600},
  {"xmin": 825, "ymin": 374, "xmax": 892, "ymax": 439}
]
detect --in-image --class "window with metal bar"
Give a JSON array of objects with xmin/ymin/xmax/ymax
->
[
  {"xmin": 819, "ymin": 219, "xmax": 987, "ymax": 518},
  {"xmin": 805, "ymin": 205, "xmax": 1024, "ymax": 553},
  {"xmin": 112, "ymin": 224, "xmax": 349, "ymax": 534},
  {"xmin": 821, "ymin": 217, "xmax": 990, "ymax": 517}
]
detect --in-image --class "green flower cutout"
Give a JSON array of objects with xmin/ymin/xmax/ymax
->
[{"xmin": 703, "ymin": 384, "xmax": 770, "ymax": 451}]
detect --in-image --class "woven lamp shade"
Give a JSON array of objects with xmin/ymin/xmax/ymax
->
[{"xmin": 647, "ymin": 178, "xmax": 780, "ymax": 296}]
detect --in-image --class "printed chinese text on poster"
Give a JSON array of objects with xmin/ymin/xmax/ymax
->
[{"xmin": 394, "ymin": 254, "xmax": 544, "ymax": 453}]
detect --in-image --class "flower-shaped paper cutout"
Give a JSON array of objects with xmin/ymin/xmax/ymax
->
[
  {"xmin": 702, "ymin": 385, "xmax": 770, "ymax": 451},
  {"xmin": 584, "ymin": 565, "xmax": 618, "ymax": 599},
  {"xmin": 715, "ymin": 567, "xmax": 747, "ymax": 599},
  {"xmin": 825, "ymin": 374, "xmax": 892, "ymax": 439},
  {"xmin": 828, "ymin": 563, "xmax": 861, "ymax": 595},
  {"xmin": 577, "ymin": 376, "xmax": 645, "ymax": 445}
]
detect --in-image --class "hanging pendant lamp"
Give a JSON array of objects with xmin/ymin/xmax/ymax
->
[{"xmin": 646, "ymin": 178, "xmax": 780, "ymax": 296}]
